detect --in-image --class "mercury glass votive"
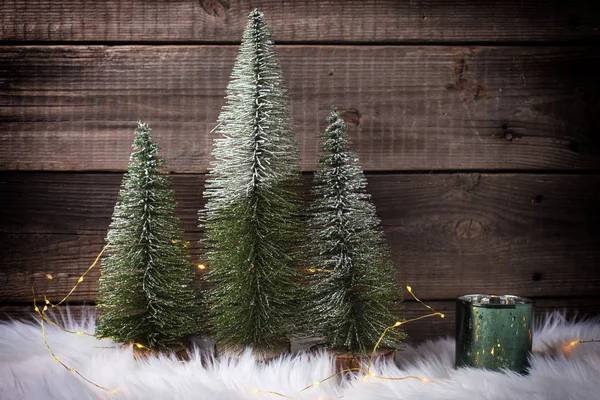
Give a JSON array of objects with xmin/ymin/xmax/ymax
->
[{"xmin": 456, "ymin": 294, "xmax": 534, "ymax": 373}]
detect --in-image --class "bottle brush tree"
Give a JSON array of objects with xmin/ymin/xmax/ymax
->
[
  {"xmin": 305, "ymin": 110, "xmax": 405, "ymax": 355},
  {"xmin": 96, "ymin": 121, "xmax": 200, "ymax": 351},
  {"xmin": 199, "ymin": 9, "xmax": 304, "ymax": 351}
]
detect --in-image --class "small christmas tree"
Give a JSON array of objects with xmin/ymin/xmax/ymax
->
[
  {"xmin": 96, "ymin": 121, "xmax": 199, "ymax": 351},
  {"xmin": 305, "ymin": 110, "xmax": 405, "ymax": 355},
  {"xmin": 200, "ymin": 9, "xmax": 303, "ymax": 350}
]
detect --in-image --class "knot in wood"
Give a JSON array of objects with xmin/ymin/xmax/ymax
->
[
  {"xmin": 200, "ymin": 0, "xmax": 230, "ymax": 17},
  {"xmin": 455, "ymin": 219, "xmax": 483, "ymax": 239},
  {"xmin": 455, "ymin": 173, "xmax": 480, "ymax": 192},
  {"xmin": 338, "ymin": 109, "xmax": 362, "ymax": 127}
]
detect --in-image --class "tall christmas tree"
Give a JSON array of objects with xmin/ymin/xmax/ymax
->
[
  {"xmin": 200, "ymin": 9, "xmax": 303, "ymax": 350},
  {"xmin": 96, "ymin": 121, "xmax": 200, "ymax": 351},
  {"xmin": 305, "ymin": 110, "xmax": 405, "ymax": 355}
]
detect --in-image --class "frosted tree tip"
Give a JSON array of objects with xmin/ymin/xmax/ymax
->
[
  {"xmin": 136, "ymin": 120, "xmax": 149, "ymax": 131},
  {"xmin": 248, "ymin": 8, "xmax": 264, "ymax": 19},
  {"xmin": 326, "ymin": 110, "xmax": 340, "ymax": 124}
]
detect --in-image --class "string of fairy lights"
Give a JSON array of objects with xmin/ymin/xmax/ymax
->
[{"xmin": 33, "ymin": 245, "xmax": 597, "ymax": 398}]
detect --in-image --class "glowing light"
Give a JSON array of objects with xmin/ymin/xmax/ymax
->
[
  {"xmin": 561, "ymin": 339, "xmax": 600, "ymax": 354},
  {"xmin": 43, "ymin": 244, "xmax": 107, "ymax": 309},
  {"xmin": 45, "ymin": 274, "xmax": 53, "ymax": 280},
  {"xmin": 312, "ymin": 381, "xmax": 320, "ymax": 387},
  {"xmin": 393, "ymin": 321, "xmax": 402, "ymax": 327},
  {"xmin": 395, "ymin": 312, "xmax": 446, "ymax": 326},
  {"xmin": 197, "ymin": 264, "xmax": 207, "ymax": 270},
  {"xmin": 406, "ymin": 284, "xmax": 438, "ymax": 313},
  {"xmin": 135, "ymin": 343, "xmax": 146, "ymax": 349},
  {"xmin": 108, "ymin": 388, "xmax": 123, "ymax": 396}
]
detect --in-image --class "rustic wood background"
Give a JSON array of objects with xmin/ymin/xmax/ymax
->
[{"xmin": 1, "ymin": 0, "xmax": 599, "ymax": 343}]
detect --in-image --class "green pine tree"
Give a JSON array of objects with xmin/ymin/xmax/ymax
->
[
  {"xmin": 200, "ymin": 9, "xmax": 303, "ymax": 350},
  {"xmin": 305, "ymin": 110, "xmax": 405, "ymax": 355},
  {"xmin": 96, "ymin": 121, "xmax": 200, "ymax": 351}
]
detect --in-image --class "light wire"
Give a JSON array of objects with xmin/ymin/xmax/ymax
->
[{"xmin": 34, "ymin": 250, "xmax": 597, "ymax": 399}]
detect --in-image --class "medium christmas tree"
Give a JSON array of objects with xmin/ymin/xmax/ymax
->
[
  {"xmin": 96, "ymin": 121, "xmax": 200, "ymax": 351},
  {"xmin": 200, "ymin": 9, "xmax": 303, "ymax": 350},
  {"xmin": 305, "ymin": 110, "xmax": 405, "ymax": 355}
]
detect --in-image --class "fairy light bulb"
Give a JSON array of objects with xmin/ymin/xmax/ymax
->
[{"xmin": 197, "ymin": 264, "xmax": 207, "ymax": 270}]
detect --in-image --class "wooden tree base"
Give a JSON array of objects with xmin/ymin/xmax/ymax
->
[
  {"xmin": 215, "ymin": 340, "xmax": 291, "ymax": 363},
  {"xmin": 334, "ymin": 350, "xmax": 396, "ymax": 372}
]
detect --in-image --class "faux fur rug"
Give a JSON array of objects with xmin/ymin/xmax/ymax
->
[{"xmin": 1, "ymin": 311, "xmax": 599, "ymax": 400}]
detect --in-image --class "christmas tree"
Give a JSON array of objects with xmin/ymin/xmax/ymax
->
[
  {"xmin": 305, "ymin": 110, "xmax": 405, "ymax": 355},
  {"xmin": 96, "ymin": 121, "xmax": 200, "ymax": 351},
  {"xmin": 200, "ymin": 9, "xmax": 303, "ymax": 350}
]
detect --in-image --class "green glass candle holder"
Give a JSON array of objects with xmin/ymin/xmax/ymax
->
[{"xmin": 456, "ymin": 294, "xmax": 534, "ymax": 373}]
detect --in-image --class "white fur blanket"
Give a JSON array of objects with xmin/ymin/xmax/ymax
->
[{"xmin": 1, "ymin": 311, "xmax": 599, "ymax": 400}]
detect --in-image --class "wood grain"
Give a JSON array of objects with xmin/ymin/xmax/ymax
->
[
  {"xmin": 1, "ymin": 0, "xmax": 599, "ymax": 43},
  {"xmin": 2, "ymin": 0, "xmax": 598, "ymax": 353},
  {"xmin": 2, "ymin": 298, "xmax": 598, "ymax": 344},
  {"xmin": 1, "ymin": 45, "xmax": 599, "ymax": 172},
  {"xmin": 1, "ymin": 172, "xmax": 598, "ymax": 303}
]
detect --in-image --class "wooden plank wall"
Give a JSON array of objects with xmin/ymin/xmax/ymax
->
[{"xmin": 1, "ymin": 0, "xmax": 599, "ymax": 343}]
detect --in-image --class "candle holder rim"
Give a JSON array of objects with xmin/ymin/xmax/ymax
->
[{"xmin": 457, "ymin": 294, "xmax": 534, "ymax": 305}]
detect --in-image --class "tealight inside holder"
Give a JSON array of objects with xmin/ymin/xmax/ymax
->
[{"xmin": 456, "ymin": 294, "xmax": 534, "ymax": 373}]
